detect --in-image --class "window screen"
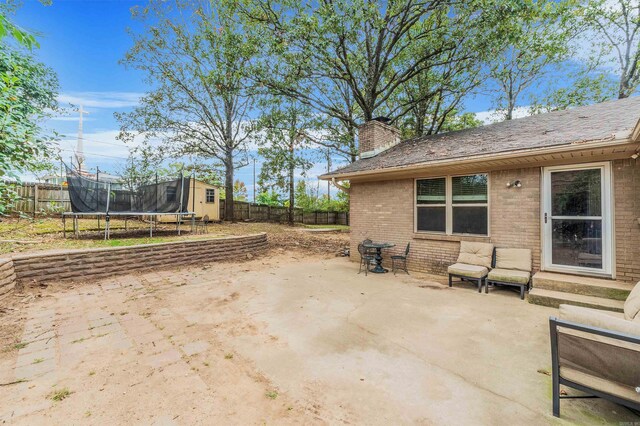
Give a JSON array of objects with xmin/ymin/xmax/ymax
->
[{"xmin": 415, "ymin": 174, "xmax": 488, "ymax": 236}]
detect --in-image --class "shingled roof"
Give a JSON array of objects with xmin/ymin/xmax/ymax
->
[{"xmin": 324, "ymin": 96, "xmax": 640, "ymax": 178}]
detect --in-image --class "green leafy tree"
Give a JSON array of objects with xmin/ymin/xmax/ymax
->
[
  {"xmin": 232, "ymin": 179, "xmax": 248, "ymax": 202},
  {"xmin": 255, "ymin": 190, "xmax": 282, "ymax": 206},
  {"xmin": 0, "ymin": 4, "xmax": 59, "ymax": 215},
  {"xmin": 117, "ymin": 0, "xmax": 259, "ymax": 221},
  {"xmin": 239, "ymin": 0, "xmax": 508, "ymax": 156},
  {"xmin": 580, "ymin": 0, "xmax": 640, "ymax": 99},
  {"xmin": 487, "ymin": 0, "xmax": 579, "ymax": 120},
  {"xmin": 256, "ymin": 100, "xmax": 314, "ymax": 225},
  {"xmin": 118, "ymin": 148, "xmax": 157, "ymax": 192},
  {"xmin": 294, "ymin": 179, "xmax": 349, "ymax": 213},
  {"xmin": 530, "ymin": 72, "xmax": 616, "ymax": 114}
]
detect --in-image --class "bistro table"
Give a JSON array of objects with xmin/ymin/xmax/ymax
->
[{"xmin": 363, "ymin": 242, "xmax": 396, "ymax": 273}]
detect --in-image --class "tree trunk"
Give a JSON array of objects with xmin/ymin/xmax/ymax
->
[
  {"xmin": 288, "ymin": 140, "xmax": 294, "ymax": 226},
  {"xmin": 618, "ymin": 75, "xmax": 630, "ymax": 99},
  {"xmin": 224, "ymin": 151, "xmax": 234, "ymax": 222}
]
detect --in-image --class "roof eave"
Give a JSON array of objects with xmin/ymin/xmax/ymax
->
[{"xmin": 320, "ymin": 136, "xmax": 635, "ymax": 181}]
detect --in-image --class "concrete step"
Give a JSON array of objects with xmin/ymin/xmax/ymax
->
[
  {"xmin": 527, "ymin": 288, "xmax": 625, "ymax": 313},
  {"xmin": 532, "ymin": 272, "xmax": 633, "ymax": 301}
]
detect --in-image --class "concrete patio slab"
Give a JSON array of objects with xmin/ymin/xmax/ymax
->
[{"xmin": 0, "ymin": 253, "xmax": 637, "ymax": 425}]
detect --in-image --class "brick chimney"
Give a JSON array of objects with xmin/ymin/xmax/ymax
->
[{"xmin": 358, "ymin": 117, "xmax": 401, "ymax": 159}]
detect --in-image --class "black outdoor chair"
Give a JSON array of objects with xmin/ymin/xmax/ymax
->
[
  {"xmin": 391, "ymin": 243, "xmax": 410, "ymax": 275},
  {"xmin": 362, "ymin": 238, "xmax": 374, "ymax": 253},
  {"xmin": 195, "ymin": 214, "xmax": 209, "ymax": 234},
  {"xmin": 358, "ymin": 242, "xmax": 375, "ymax": 275}
]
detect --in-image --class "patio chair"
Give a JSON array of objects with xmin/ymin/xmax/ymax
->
[
  {"xmin": 448, "ymin": 241, "xmax": 494, "ymax": 292},
  {"xmin": 358, "ymin": 242, "xmax": 375, "ymax": 276},
  {"xmin": 391, "ymin": 243, "xmax": 410, "ymax": 275},
  {"xmin": 195, "ymin": 215, "xmax": 209, "ymax": 234},
  {"xmin": 549, "ymin": 281, "xmax": 640, "ymax": 417},
  {"xmin": 362, "ymin": 238, "xmax": 376, "ymax": 255},
  {"xmin": 485, "ymin": 248, "xmax": 532, "ymax": 300}
]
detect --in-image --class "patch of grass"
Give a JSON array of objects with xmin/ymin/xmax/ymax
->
[
  {"xmin": 119, "ymin": 311, "xmax": 128, "ymax": 316},
  {"xmin": 224, "ymin": 353, "xmax": 233, "ymax": 360},
  {"xmin": 265, "ymin": 390, "xmax": 278, "ymax": 400},
  {"xmin": 88, "ymin": 371, "xmax": 96, "ymax": 376},
  {"xmin": 203, "ymin": 361, "xmax": 209, "ymax": 367},
  {"xmin": 13, "ymin": 342, "xmax": 27, "ymax": 350},
  {"xmin": 48, "ymin": 387, "xmax": 72, "ymax": 402},
  {"xmin": 71, "ymin": 337, "xmax": 87, "ymax": 344},
  {"xmin": 302, "ymin": 224, "xmax": 349, "ymax": 230},
  {"xmin": 84, "ymin": 410, "xmax": 92, "ymax": 417},
  {"xmin": 32, "ymin": 358, "xmax": 44, "ymax": 364}
]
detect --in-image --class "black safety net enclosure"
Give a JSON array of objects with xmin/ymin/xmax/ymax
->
[{"xmin": 66, "ymin": 166, "xmax": 191, "ymax": 214}]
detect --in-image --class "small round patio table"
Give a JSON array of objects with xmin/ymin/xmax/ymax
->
[{"xmin": 363, "ymin": 242, "xmax": 395, "ymax": 273}]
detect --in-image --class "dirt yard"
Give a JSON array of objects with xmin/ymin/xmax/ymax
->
[
  {"xmin": 0, "ymin": 217, "xmax": 349, "ymax": 255},
  {"xmin": 0, "ymin": 239, "xmax": 638, "ymax": 424}
]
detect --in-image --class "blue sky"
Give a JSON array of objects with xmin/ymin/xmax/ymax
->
[{"xmin": 17, "ymin": 0, "xmax": 503, "ymax": 193}]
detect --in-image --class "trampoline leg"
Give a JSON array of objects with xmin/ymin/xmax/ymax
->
[
  {"xmin": 63, "ymin": 215, "xmax": 66, "ymax": 239},
  {"xmin": 177, "ymin": 215, "xmax": 181, "ymax": 236},
  {"xmin": 98, "ymin": 216, "xmax": 100, "ymax": 232}
]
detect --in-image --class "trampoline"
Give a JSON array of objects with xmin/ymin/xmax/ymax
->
[{"xmin": 63, "ymin": 166, "xmax": 195, "ymax": 239}]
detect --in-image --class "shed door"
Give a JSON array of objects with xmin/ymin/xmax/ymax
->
[{"xmin": 542, "ymin": 163, "xmax": 612, "ymax": 276}]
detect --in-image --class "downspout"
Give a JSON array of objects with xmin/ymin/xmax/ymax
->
[{"xmin": 331, "ymin": 177, "xmax": 350, "ymax": 193}]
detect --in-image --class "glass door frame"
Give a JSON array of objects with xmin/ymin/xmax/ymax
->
[{"xmin": 541, "ymin": 162, "xmax": 613, "ymax": 277}]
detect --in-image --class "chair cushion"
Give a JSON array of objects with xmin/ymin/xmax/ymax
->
[
  {"xmin": 624, "ymin": 281, "xmax": 640, "ymax": 321},
  {"xmin": 448, "ymin": 263, "xmax": 488, "ymax": 279},
  {"xmin": 560, "ymin": 304, "xmax": 640, "ymax": 337},
  {"xmin": 456, "ymin": 241, "xmax": 494, "ymax": 268},
  {"xmin": 494, "ymin": 248, "xmax": 531, "ymax": 272},
  {"xmin": 487, "ymin": 268, "xmax": 530, "ymax": 285},
  {"xmin": 560, "ymin": 367, "xmax": 640, "ymax": 403}
]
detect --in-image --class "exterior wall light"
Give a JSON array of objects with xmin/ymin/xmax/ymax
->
[{"xmin": 506, "ymin": 180, "xmax": 522, "ymax": 188}]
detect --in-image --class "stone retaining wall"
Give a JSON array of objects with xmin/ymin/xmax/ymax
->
[
  {"xmin": 0, "ymin": 258, "xmax": 16, "ymax": 299},
  {"xmin": 11, "ymin": 233, "xmax": 268, "ymax": 286}
]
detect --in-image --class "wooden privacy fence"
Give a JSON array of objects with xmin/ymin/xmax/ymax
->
[
  {"xmin": 5, "ymin": 182, "xmax": 71, "ymax": 215},
  {"xmin": 220, "ymin": 200, "xmax": 349, "ymax": 225},
  {"xmin": 4, "ymin": 182, "xmax": 350, "ymax": 225}
]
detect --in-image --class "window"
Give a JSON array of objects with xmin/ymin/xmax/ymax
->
[
  {"xmin": 166, "ymin": 187, "xmax": 177, "ymax": 202},
  {"xmin": 415, "ymin": 174, "xmax": 488, "ymax": 235},
  {"xmin": 205, "ymin": 188, "xmax": 215, "ymax": 203}
]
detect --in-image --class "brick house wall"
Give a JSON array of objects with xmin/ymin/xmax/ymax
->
[
  {"xmin": 613, "ymin": 159, "xmax": 640, "ymax": 282},
  {"xmin": 350, "ymin": 159, "xmax": 640, "ymax": 282}
]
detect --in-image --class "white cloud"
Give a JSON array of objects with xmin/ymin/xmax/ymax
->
[
  {"xmin": 49, "ymin": 115, "xmax": 95, "ymax": 122},
  {"xmin": 57, "ymin": 91, "xmax": 143, "ymax": 109},
  {"xmin": 473, "ymin": 106, "xmax": 531, "ymax": 124},
  {"xmin": 57, "ymin": 129, "xmax": 147, "ymax": 167}
]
